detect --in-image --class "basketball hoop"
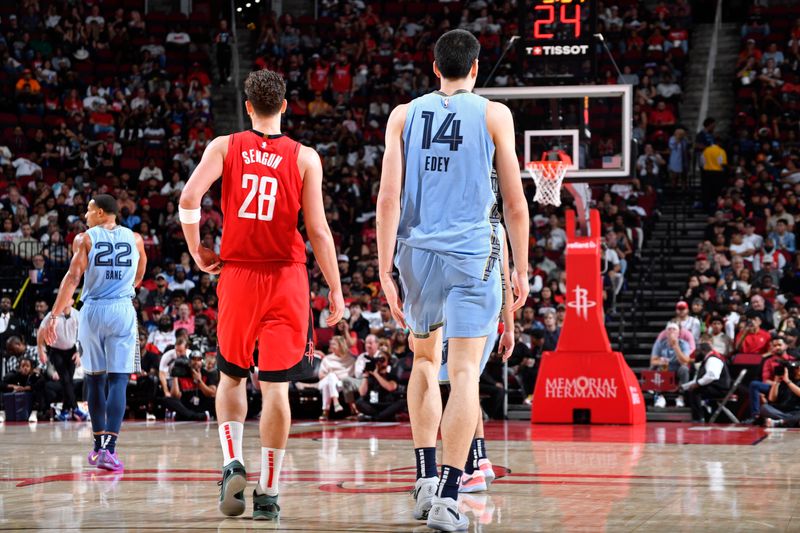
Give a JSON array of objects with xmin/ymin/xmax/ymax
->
[{"xmin": 526, "ymin": 159, "xmax": 569, "ymax": 207}]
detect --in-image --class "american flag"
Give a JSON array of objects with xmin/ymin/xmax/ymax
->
[{"xmin": 602, "ymin": 155, "xmax": 622, "ymax": 168}]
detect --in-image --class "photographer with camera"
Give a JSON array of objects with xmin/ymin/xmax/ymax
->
[
  {"xmin": 158, "ymin": 338, "xmax": 190, "ymax": 397},
  {"xmin": 354, "ymin": 334, "xmax": 380, "ymax": 380},
  {"xmin": 682, "ymin": 333, "xmax": 732, "ymax": 422},
  {"xmin": 743, "ymin": 335, "xmax": 795, "ymax": 423},
  {"xmin": 163, "ymin": 351, "xmax": 217, "ymax": 421},
  {"xmin": 760, "ymin": 359, "xmax": 800, "ymax": 427},
  {"xmin": 355, "ymin": 347, "xmax": 405, "ymax": 421}
]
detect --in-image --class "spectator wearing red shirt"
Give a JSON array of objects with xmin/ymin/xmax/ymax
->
[
  {"xmin": 199, "ymin": 196, "xmax": 222, "ymax": 229},
  {"xmin": 286, "ymin": 89, "xmax": 309, "ymax": 116},
  {"xmin": 174, "ymin": 303, "xmax": 195, "ymax": 335},
  {"xmin": 187, "ymin": 63, "xmax": 211, "ymax": 88},
  {"xmin": 737, "ymin": 39, "xmax": 762, "ymax": 68},
  {"xmin": 90, "ymin": 103, "xmax": 115, "ymax": 135},
  {"xmin": 65, "ymin": 89, "xmax": 88, "ymax": 119},
  {"xmin": 745, "ymin": 335, "xmax": 795, "ymax": 423},
  {"xmin": 331, "ymin": 55, "xmax": 352, "ymax": 100},
  {"xmin": 734, "ymin": 311, "xmax": 772, "ymax": 355},
  {"xmin": 308, "ymin": 54, "xmax": 329, "ymax": 93},
  {"xmin": 649, "ymin": 101, "xmax": 676, "ymax": 127}
]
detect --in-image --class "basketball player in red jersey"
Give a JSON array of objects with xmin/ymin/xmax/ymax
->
[{"xmin": 179, "ymin": 70, "xmax": 344, "ymax": 521}]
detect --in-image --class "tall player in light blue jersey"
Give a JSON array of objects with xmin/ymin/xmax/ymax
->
[
  {"xmin": 377, "ymin": 29, "xmax": 530, "ymax": 531},
  {"xmin": 44, "ymin": 194, "xmax": 146, "ymax": 472}
]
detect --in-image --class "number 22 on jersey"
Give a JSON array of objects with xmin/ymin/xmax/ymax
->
[{"xmin": 238, "ymin": 173, "xmax": 278, "ymax": 221}]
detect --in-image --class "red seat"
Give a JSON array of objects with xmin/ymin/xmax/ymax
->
[{"xmin": 640, "ymin": 371, "xmax": 677, "ymax": 392}]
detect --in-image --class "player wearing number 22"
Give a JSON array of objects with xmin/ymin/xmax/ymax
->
[
  {"xmin": 43, "ymin": 194, "xmax": 148, "ymax": 472},
  {"xmin": 180, "ymin": 69, "xmax": 343, "ymax": 521},
  {"xmin": 377, "ymin": 29, "xmax": 530, "ymax": 531}
]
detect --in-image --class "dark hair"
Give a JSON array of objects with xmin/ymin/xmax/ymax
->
[
  {"xmin": 434, "ymin": 29, "xmax": 480, "ymax": 79},
  {"xmin": 92, "ymin": 194, "xmax": 118, "ymax": 216},
  {"xmin": 244, "ymin": 69, "xmax": 286, "ymax": 116},
  {"xmin": 703, "ymin": 117, "xmax": 716, "ymax": 128}
]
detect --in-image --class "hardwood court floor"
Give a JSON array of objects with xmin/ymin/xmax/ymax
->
[{"xmin": 0, "ymin": 420, "xmax": 798, "ymax": 532}]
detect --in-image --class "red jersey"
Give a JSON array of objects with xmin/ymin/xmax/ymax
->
[
  {"xmin": 220, "ymin": 130, "xmax": 307, "ymax": 264},
  {"xmin": 310, "ymin": 63, "xmax": 329, "ymax": 92},
  {"xmin": 332, "ymin": 63, "xmax": 352, "ymax": 93}
]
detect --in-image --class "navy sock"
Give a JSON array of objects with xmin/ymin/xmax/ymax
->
[
  {"xmin": 105, "ymin": 373, "xmax": 128, "ymax": 435},
  {"xmin": 102, "ymin": 434, "xmax": 118, "ymax": 454},
  {"xmin": 475, "ymin": 438, "xmax": 487, "ymax": 461},
  {"xmin": 85, "ymin": 374, "xmax": 108, "ymax": 435},
  {"xmin": 415, "ymin": 447, "xmax": 437, "ymax": 479},
  {"xmin": 437, "ymin": 465, "xmax": 462, "ymax": 501},
  {"xmin": 93, "ymin": 433, "xmax": 103, "ymax": 453},
  {"xmin": 464, "ymin": 440, "xmax": 478, "ymax": 474}
]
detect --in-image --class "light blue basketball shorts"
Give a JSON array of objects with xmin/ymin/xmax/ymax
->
[
  {"xmin": 78, "ymin": 298, "xmax": 139, "ymax": 374},
  {"xmin": 395, "ymin": 244, "xmax": 501, "ymax": 340},
  {"xmin": 438, "ymin": 326, "xmax": 499, "ymax": 384}
]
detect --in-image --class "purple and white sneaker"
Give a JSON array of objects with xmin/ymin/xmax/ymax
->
[
  {"xmin": 97, "ymin": 449, "xmax": 124, "ymax": 472},
  {"xmin": 88, "ymin": 450, "xmax": 101, "ymax": 466}
]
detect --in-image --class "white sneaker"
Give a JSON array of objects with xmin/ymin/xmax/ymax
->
[
  {"xmin": 28, "ymin": 410, "xmax": 38, "ymax": 423},
  {"xmin": 675, "ymin": 396, "xmax": 685, "ymax": 408},
  {"xmin": 427, "ymin": 496, "xmax": 469, "ymax": 531},
  {"xmin": 412, "ymin": 477, "xmax": 438, "ymax": 520},
  {"xmin": 0, "ymin": 411, "xmax": 5, "ymax": 423},
  {"xmin": 654, "ymin": 395, "xmax": 666, "ymax": 408}
]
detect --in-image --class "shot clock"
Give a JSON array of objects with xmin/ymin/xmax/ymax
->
[{"xmin": 517, "ymin": 0, "xmax": 597, "ymax": 82}]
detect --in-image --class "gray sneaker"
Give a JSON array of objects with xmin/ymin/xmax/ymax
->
[
  {"xmin": 218, "ymin": 460, "xmax": 247, "ymax": 516},
  {"xmin": 253, "ymin": 485, "xmax": 280, "ymax": 521},
  {"xmin": 427, "ymin": 496, "xmax": 469, "ymax": 531},
  {"xmin": 411, "ymin": 477, "xmax": 438, "ymax": 520}
]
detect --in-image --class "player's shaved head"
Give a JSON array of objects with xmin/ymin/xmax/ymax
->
[
  {"xmin": 244, "ymin": 69, "xmax": 286, "ymax": 116},
  {"xmin": 434, "ymin": 29, "xmax": 480, "ymax": 80},
  {"xmin": 92, "ymin": 194, "xmax": 119, "ymax": 217}
]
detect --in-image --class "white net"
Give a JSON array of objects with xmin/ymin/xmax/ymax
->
[{"xmin": 526, "ymin": 161, "xmax": 568, "ymax": 207}]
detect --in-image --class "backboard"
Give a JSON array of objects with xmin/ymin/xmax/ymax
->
[{"xmin": 475, "ymin": 84, "xmax": 634, "ymax": 182}]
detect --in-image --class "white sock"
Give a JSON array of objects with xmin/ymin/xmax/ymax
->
[
  {"xmin": 257, "ymin": 447, "xmax": 285, "ymax": 496},
  {"xmin": 218, "ymin": 421, "xmax": 244, "ymax": 467}
]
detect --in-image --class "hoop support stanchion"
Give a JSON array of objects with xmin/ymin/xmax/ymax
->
[{"xmin": 531, "ymin": 208, "xmax": 645, "ymax": 425}]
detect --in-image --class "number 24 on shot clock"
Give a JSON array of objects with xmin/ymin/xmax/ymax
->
[{"xmin": 521, "ymin": 0, "xmax": 595, "ymax": 57}]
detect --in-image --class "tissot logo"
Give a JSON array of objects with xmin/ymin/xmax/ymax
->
[
  {"xmin": 545, "ymin": 377, "xmax": 618, "ymax": 399},
  {"xmin": 526, "ymin": 45, "xmax": 590, "ymax": 56}
]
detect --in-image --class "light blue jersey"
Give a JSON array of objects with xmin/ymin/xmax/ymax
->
[
  {"xmin": 395, "ymin": 91, "xmax": 501, "ymax": 339},
  {"xmin": 79, "ymin": 225, "xmax": 139, "ymax": 374},
  {"xmin": 83, "ymin": 226, "xmax": 138, "ymax": 302},
  {"xmin": 399, "ymin": 90, "xmax": 497, "ymax": 280}
]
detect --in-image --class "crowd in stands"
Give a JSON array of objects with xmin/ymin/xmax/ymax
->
[
  {"xmin": 659, "ymin": 1, "xmax": 800, "ymax": 425},
  {"xmin": 1, "ymin": 0, "xmax": 694, "ymax": 422}
]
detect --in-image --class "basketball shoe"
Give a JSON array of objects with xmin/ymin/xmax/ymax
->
[
  {"xmin": 478, "ymin": 458, "xmax": 496, "ymax": 486},
  {"xmin": 88, "ymin": 450, "xmax": 101, "ymax": 466},
  {"xmin": 252, "ymin": 486, "xmax": 280, "ymax": 521},
  {"xmin": 96, "ymin": 449, "xmax": 124, "ymax": 472},
  {"xmin": 427, "ymin": 495, "xmax": 469, "ymax": 531},
  {"xmin": 412, "ymin": 476, "xmax": 438, "ymax": 520},
  {"xmin": 218, "ymin": 460, "xmax": 247, "ymax": 516},
  {"xmin": 459, "ymin": 469, "xmax": 487, "ymax": 493}
]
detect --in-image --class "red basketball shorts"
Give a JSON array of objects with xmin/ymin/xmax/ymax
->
[{"xmin": 216, "ymin": 261, "xmax": 313, "ymax": 381}]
